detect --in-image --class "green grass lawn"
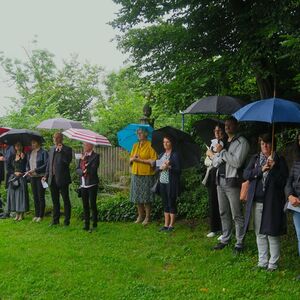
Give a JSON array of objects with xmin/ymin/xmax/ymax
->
[{"xmin": 0, "ymin": 215, "xmax": 299, "ymax": 299}]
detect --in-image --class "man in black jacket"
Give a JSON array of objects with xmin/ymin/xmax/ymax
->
[
  {"xmin": 43, "ymin": 132, "xmax": 73, "ymax": 226},
  {"xmin": 76, "ymin": 142, "xmax": 100, "ymax": 232}
]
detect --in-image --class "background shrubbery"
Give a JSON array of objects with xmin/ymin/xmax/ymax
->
[{"xmin": 72, "ymin": 167, "xmax": 208, "ymax": 222}]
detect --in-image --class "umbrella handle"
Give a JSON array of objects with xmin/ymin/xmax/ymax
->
[{"xmin": 271, "ymin": 123, "xmax": 275, "ymax": 156}]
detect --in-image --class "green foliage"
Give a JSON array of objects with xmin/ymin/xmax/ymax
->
[
  {"xmin": 177, "ymin": 168, "xmax": 208, "ymax": 220},
  {"xmin": 112, "ymin": 0, "xmax": 300, "ymax": 113},
  {"xmin": 93, "ymin": 68, "xmax": 148, "ymax": 145},
  {"xmin": 0, "ymin": 45, "xmax": 104, "ymax": 129}
]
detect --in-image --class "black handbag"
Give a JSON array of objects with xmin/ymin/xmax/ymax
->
[
  {"xmin": 150, "ymin": 179, "xmax": 160, "ymax": 194},
  {"xmin": 9, "ymin": 176, "xmax": 20, "ymax": 189}
]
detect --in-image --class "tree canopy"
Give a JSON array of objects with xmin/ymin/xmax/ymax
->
[{"xmin": 112, "ymin": 0, "xmax": 300, "ymax": 111}]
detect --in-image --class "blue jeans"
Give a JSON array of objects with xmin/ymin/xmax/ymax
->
[{"xmin": 293, "ymin": 211, "xmax": 300, "ymax": 256}]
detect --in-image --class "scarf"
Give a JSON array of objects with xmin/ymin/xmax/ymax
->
[{"xmin": 259, "ymin": 152, "xmax": 269, "ymax": 192}]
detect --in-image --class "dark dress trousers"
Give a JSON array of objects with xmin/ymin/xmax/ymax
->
[
  {"xmin": 45, "ymin": 144, "xmax": 73, "ymax": 225},
  {"xmin": 76, "ymin": 151, "xmax": 100, "ymax": 229}
]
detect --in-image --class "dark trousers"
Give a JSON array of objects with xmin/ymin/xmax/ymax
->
[
  {"xmin": 31, "ymin": 177, "xmax": 46, "ymax": 218},
  {"xmin": 160, "ymin": 183, "xmax": 177, "ymax": 214},
  {"xmin": 207, "ymin": 169, "xmax": 222, "ymax": 232},
  {"xmin": 81, "ymin": 185, "xmax": 98, "ymax": 228},
  {"xmin": 50, "ymin": 178, "xmax": 71, "ymax": 225}
]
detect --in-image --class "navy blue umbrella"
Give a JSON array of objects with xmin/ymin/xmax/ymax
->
[{"xmin": 233, "ymin": 97, "xmax": 300, "ymax": 153}]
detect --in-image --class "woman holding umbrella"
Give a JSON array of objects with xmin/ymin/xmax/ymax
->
[
  {"xmin": 157, "ymin": 135, "xmax": 181, "ymax": 231},
  {"xmin": 130, "ymin": 127, "xmax": 157, "ymax": 225},
  {"xmin": 204, "ymin": 124, "xmax": 225, "ymax": 238},
  {"xmin": 243, "ymin": 133, "xmax": 288, "ymax": 271},
  {"xmin": 6, "ymin": 142, "xmax": 29, "ymax": 221},
  {"xmin": 76, "ymin": 142, "xmax": 100, "ymax": 232}
]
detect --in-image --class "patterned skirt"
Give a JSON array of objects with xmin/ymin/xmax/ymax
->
[{"xmin": 130, "ymin": 174, "xmax": 155, "ymax": 204}]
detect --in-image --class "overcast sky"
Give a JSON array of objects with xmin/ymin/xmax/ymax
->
[{"xmin": 0, "ymin": 0, "xmax": 127, "ymax": 116}]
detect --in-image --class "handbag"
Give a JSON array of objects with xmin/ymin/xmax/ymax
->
[
  {"xmin": 240, "ymin": 180, "xmax": 250, "ymax": 202},
  {"xmin": 9, "ymin": 176, "xmax": 20, "ymax": 189},
  {"xmin": 150, "ymin": 179, "xmax": 160, "ymax": 194}
]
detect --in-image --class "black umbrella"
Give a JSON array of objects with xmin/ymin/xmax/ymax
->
[
  {"xmin": 193, "ymin": 118, "xmax": 225, "ymax": 146},
  {"xmin": 151, "ymin": 126, "xmax": 201, "ymax": 169},
  {"xmin": 0, "ymin": 129, "xmax": 45, "ymax": 146},
  {"xmin": 182, "ymin": 96, "xmax": 246, "ymax": 115}
]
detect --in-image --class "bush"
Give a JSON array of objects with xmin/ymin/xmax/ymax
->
[{"xmin": 74, "ymin": 167, "xmax": 208, "ymax": 222}]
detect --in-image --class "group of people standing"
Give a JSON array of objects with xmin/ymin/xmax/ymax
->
[
  {"xmin": 1, "ymin": 122, "xmax": 299, "ymax": 276},
  {"xmin": 2, "ymin": 132, "xmax": 100, "ymax": 232},
  {"xmin": 203, "ymin": 117, "xmax": 300, "ymax": 276}
]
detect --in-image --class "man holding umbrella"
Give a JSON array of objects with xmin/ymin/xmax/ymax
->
[
  {"xmin": 208, "ymin": 117, "xmax": 249, "ymax": 253},
  {"xmin": 43, "ymin": 132, "xmax": 73, "ymax": 226}
]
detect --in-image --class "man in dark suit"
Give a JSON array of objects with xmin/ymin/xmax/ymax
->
[
  {"xmin": 76, "ymin": 142, "xmax": 100, "ymax": 232},
  {"xmin": 43, "ymin": 132, "xmax": 73, "ymax": 226}
]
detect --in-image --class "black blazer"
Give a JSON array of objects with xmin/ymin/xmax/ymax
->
[
  {"xmin": 45, "ymin": 144, "xmax": 73, "ymax": 187},
  {"xmin": 76, "ymin": 151, "xmax": 100, "ymax": 186},
  {"xmin": 243, "ymin": 153, "xmax": 288, "ymax": 236}
]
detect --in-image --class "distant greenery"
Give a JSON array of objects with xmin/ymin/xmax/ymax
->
[{"xmin": 0, "ymin": 216, "xmax": 299, "ymax": 299}]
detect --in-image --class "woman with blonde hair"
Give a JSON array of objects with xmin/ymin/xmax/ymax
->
[{"xmin": 130, "ymin": 128, "xmax": 157, "ymax": 225}]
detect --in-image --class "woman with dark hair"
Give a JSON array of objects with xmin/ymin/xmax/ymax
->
[
  {"xmin": 157, "ymin": 136, "xmax": 181, "ymax": 232},
  {"xmin": 130, "ymin": 128, "xmax": 157, "ymax": 225},
  {"xmin": 285, "ymin": 132, "xmax": 300, "ymax": 280},
  {"xmin": 204, "ymin": 125, "xmax": 225, "ymax": 238},
  {"xmin": 76, "ymin": 142, "xmax": 100, "ymax": 232},
  {"xmin": 26, "ymin": 139, "xmax": 49, "ymax": 222},
  {"xmin": 6, "ymin": 142, "xmax": 29, "ymax": 221},
  {"xmin": 243, "ymin": 133, "xmax": 288, "ymax": 271}
]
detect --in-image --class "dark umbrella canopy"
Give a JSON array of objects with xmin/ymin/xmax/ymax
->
[
  {"xmin": 193, "ymin": 118, "xmax": 225, "ymax": 145},
  {"xmin": 0, "ymin": 129, "xmax": 45, "ymax": 146},
  {"xmin": 151, "ymin": 126, "xmax": 201, "ymax": 169},
  {"xmin": 183, "ymin": 96, "xmax": 245, "ymax": 115}
]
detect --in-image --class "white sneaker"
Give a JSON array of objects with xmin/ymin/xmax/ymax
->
[
  {"xmin": 32, "ymin": 217, "xmax": 38, "ymax": 222},
  {"xmin": 207, "ymin": 232, "xmax": 216, "ymax": 238},
  {"xmin": 36, "ymin": 217, "xmax": 42, "ymax": 222},
  {"xmin": 217, "ymin": 235, "xmax": 223, "ymax": 241}
]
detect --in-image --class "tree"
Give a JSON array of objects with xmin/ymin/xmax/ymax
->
[
  {"xmin": 0, "ymin": 46, "xmax": 104, "ymax": 126},
  {"xmin": 112, "ymin": 0, "xmax": 300, "ymax": 112},
  {"xmin": 93, "ymin": 68, "xmax": 147, "ymax": 145}
]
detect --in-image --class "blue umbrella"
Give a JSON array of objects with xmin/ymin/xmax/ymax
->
[
  {"xmin": 233, "ymin": 97, "xmax": 300, "ymax": 153},
  {"xmin": 117, "ymin": 124, "xmax": 154, "ymax": 152}
]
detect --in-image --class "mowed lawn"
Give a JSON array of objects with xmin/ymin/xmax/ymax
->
[{"xmin": 0, "ymin": 216, "xmax": 299, "ymax": 299}]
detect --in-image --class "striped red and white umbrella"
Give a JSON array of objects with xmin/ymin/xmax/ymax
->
[{"xmin": 62, "ymin": 128, "xmax": 111, "ymax": 146}]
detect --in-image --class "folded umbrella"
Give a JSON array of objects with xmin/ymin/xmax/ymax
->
[
  {"xmin": 37, "ymin": 118, "xmax": 84, "ymax": 130},
  {"xmin": 151, "ymin": 126, "xmax": 201, "ymax": 169},
  {"xmin": 117, "ymin": 124, "xmax": 153, "ymax": 152},
  {"xmin": 0, "ymin": 129, "xmax": 45, "ymax": 146},
  {"xmin": 62, "ymin": 128, "xmax": 111, "ymax": 146}
]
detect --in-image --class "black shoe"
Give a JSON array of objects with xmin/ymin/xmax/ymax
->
[
  {"xmin": 213, "ymin": 242, "xmax": 227, "ymax": 250},
  {"xmin": 92, "ymin": 223, "xmax": 97, "ymax": 229},
  {"xmin": 233, "ymin": 246, "xmax": 244, "ymax": 255},
  {"xmin": 159, "ymin": 226, "xmax": 169, "ymax": 232},
  {"xmin": 168, "ymin": 226, "xmax": 175, "ymax": 232},
  {"xmin": 83, "ymin": 227, "xmax": 90, "ymax": 231}
]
